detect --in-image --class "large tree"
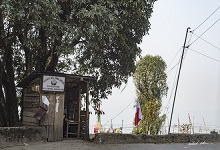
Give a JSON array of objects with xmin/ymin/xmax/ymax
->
[
  {"xmin": 0, "ymin": 0, "xmax": 157, "ymax": 126},
  {"xmin": 133, "ymin": 55, "xmax": 168, "ymax": 135}
]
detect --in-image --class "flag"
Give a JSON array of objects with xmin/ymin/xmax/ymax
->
[{"xmin": 134, "ymin": 100, "xmax": 142, "ymax": 126}]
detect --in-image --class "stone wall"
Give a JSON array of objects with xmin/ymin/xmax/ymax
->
[
  {"xmin": 1, "ymin": 128, "xmax": 219, "ymax": 147},
  {"xmin": 0, "ymin": 127, "xmax": 46, "ymax": 148},
  {"xmin": 93, "ymin": 133, "xmax": 140, "ymax": 144},
  {"xmin": 93, "ymin": 133, "xmax": 220, "ymax": 144},
  {"xmin": 140, "ymin": 133, "xmax": 220, "ymax": 143}
]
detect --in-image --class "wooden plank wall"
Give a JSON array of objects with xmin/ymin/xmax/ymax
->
[
  {"xmin": 40, "ymin": 94, "xmax": 55, "ymax": 142},
  {"xmin": 40, "ymin": 93, "xmax": 64, "ymax": 142},
  {"xmin": 55, "ymin": 94, "xmax": 64, "ymax": 141},
  {"xmin": 22, "ymin": 92, "xmax": 40, "ymax": 126}
]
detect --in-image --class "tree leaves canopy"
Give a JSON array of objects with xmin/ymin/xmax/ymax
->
[
  {"xmin": 133, "ymin": 55, "xmax": 168, "ymax": 135},
  {"xmin": 3, "ymin": 0, "xmax": 156, "ymax": 94},
  {"xmin": 134, "ymin": 55, "xmax": 168, "ymax": 101},
  {"xmin": 0, "ymin": 0, "xmax": 157, "ymax": 125}
]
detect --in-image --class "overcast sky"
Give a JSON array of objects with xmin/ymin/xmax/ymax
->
[{"xmin": 89, "ymin": 0, "xmax": 220, "ymax": 134}]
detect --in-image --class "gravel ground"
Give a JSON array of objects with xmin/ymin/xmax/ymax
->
[{"xmin": 1, "ymin": 140, "xmax": 220, "ymax": 150}]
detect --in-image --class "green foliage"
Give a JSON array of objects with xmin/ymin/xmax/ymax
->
[
  {"xmin": 133, "ymin": 55, "xmax": 168, "ymax": 135},
  {"xmin": 0, "ymin": 0, "xmax": 157, "ymax": 120}
]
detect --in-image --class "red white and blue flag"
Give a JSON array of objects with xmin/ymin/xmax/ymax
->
[{"xmin": 134, "ymin": 100, "xmax": 142, "ymax": 126}]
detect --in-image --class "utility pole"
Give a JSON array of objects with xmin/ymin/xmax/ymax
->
[
  {"xmin": 110, "ymin": 119, "xmax": 113, "ymax": 132},
  {"xmin": 192, "ymin": 116, "xmax": 194, "ymax": 134},
  {"xmin": 122, "ymin": 120, "xmax": 124, "ymax": 129},
  {"xmin": 168, "ymin": 27, "xmax": 191, "ymax": 134},
  {"xmin": 188, "ymin": 113, "xmax": 192, "ymax": 134},
  {"xmin": 178, "ymin": 116, "xmax": 180, "ymax": 133},
  {"xmin": 203, "ymin": 118, "xmax": 207, "ymax": 133}
]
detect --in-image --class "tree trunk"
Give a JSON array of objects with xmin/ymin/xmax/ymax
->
[
  {"xmin": 35, "ymin": 27, "xmax": 50, "ymax": 72},
  {"xmin": 24, "ymin": 47, "xmax": 33, "ymax": 75},
  {"xmin": 0, "ymin": 87, "xmax": 7, "ymax": 126},
  {"xmin": 2, "ymin": 45, "xmax": 19, "ymax": 126},
  {"xmin": 0, "ymin": 3, "xmax": 8, "ymax": 126}
]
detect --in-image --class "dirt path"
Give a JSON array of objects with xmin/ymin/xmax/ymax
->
[
  {"xmin": 1, "ymin": 140, "xmax": 219, "ymax": 150},
  {"xmin": 1, "ymin": 140, "xmax": 101, "ymax": 150}
]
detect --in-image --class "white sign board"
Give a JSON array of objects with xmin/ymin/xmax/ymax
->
[{"xmin": 42, "ymin": 75, "xmax": 65, "ymax": 92}]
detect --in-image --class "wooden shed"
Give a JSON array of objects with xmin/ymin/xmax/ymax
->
[{"xmin": 17, "ymin": 71, "xmax": 93, "ymax": 141}]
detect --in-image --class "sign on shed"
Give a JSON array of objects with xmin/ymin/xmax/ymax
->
[{"xmin": 42, "ymin": 75, "xmax": 65, "ymax": 92}]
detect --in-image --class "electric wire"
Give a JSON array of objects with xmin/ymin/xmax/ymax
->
[
  {"xmin": 164, "ymin": 29, "xmax": 192, "ymax": 129},
  {"xmin": 123, "ymin": 110, "xmax": 135, "ymax": 121},
  {"xmin": 120, "ymin": 81, "xmax": 128, "ymax": 93},
  {"xmin": 105, "ymin": 5, "xmax": 220, "ymax": 133},
  {"xmin": 193, "ymin": 5, "xmax": 220, "ymax": 31},
  {"xmin": 166, "ymin": 61, "xmax": 180, "ymax": 75},
  {"xmin": 191, "ymin": 32, "xmax": 220, "ymax": 51},
  {"xmin": 163, "ymin": 60, "xmax": 179, "ymax": 115},
  {"xmin": 167, "ymin": 47, "xmax": 182, "ymax": 69},
  {"xmin": 104, "ymin": 52, "xmax": 176, "ymax": 127},
  {"xmin": 189, "ymin": 17, "xmax": 220, "ymax": 47},
  {"xmin": 167, "ymin": 30, "xmax": 192, "ymax": 74},
  {"xmin": 184, "ymin": 31, "xmax": 193, "ymax": 57},
  {"xmin": 103, "ymin": 99, "xmax": 135, "ymax": 126},
  {"xmin": 187, "ymin": 47, "xmax": 220, "ymax": 63},
  {"xmin": 111, "ymin": 99, "xmax": 135, "ymax": 120},
  {"xmin": 110, "ymin": 6, "xmax": 220, "ymax": 133}
]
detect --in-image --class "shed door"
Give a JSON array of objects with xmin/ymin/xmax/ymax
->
[{"xmin": 40, "ymin": 93, "xmax": 64, "ymax": 142}]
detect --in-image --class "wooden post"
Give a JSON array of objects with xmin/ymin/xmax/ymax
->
[
  {"xmin": 54, "ymin": 94, "xmax": 59, "ymax": 140},
  {"xmin": 85, "ymin": 81, "xmax": 90, "ymax": 140},
  {"xmin": 192, "ymin": 116, "xmax": 194, "ymax": 134},
  {"xmin": 77, "ymin": 84, "xmax": 81, "ymax": 138},
  {"xmin": 122, "ymin": 120, "xmax": 123, "ymax": 130},
  {"xmin": 178, "ymin": 116, "xmax": 180, "ymax": 134},
  {"xmin": 55, "ymin": 94, "xmax": 64, "ymax": 141},
  {"xmin": 48, "ymin": 94, "xmax": 55, "ymax": 142}
]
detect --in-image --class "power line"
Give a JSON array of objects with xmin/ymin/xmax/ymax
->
[
  {"xmin": 169, "ymin": 33, "xmax": 191, "ymax": 78},
  {"xmin": 163, "ymin": 63, "xmax": 179, "ymax": 115},
  {"xmin": 103, "ymin": 99, "xmax": 135, "ymax": 126},
  {"xmin": 166, "ymin": 42, "xmax": 191, "ymax": 75},
  {"xmin": 111, "ymin": 99, "xmax": 134, "ymax": 120},
  {"xmin": 187, "ymin": 47, "xmax": 220, "ymax": 63},
  {"xmin": 165, "ymin": 39, "xmax": 192, "ymax": 114},
  {"xmin": 164, "ymin": 32, "xmax": 193, "ymax": 114},
  {"xmin": 183, "ymin": 31, "xmax": 193, "ymax": 59},
  {"xmin": 163, "ymin": 46, "xmax": 190, "ymax": 115},
  {"xmin": 123, "ymin": 110, "xmax": 135, "ymax": 121},
  {"xmin": 166, "ymin": 60, "xmax": 180, "ymax": 74},
  {"xmin": 120, "ymin": 81, "xmax": 128, "ymax": 92},
  {"xmin": 165, "ymin": 31, "xmax": 193, "ymax": 119},
  {"xmin": 167, "ymin": 31, "xmax": 193, "ymax": 72},
  {"xmin": 167, "ymin": 47, "xmax": 182, "ymax": 69},
  {"xmin": 193, "ymin": 5, "xmax": 220, "ymax": 31},
  {"xmin": 189, "ymin": 17, "xmax": 220, "ymax": 47},
  {"xmin": 191, "ymin": 32, "xmax": 220, "ymax": 51}
]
